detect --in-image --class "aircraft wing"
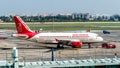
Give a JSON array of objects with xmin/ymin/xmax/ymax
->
[{"xmin": 55, "ymin": 38, "xmax": 80, "ymax": 42}]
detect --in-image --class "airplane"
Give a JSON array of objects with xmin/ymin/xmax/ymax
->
[{"xmin": 12, "ymin": 16, "xmax": 103, "ymax": 48}]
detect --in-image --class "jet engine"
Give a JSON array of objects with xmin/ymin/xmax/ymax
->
[{"xmin": 71, "ymin": 41, "xmax": 82, "ymax": 48}]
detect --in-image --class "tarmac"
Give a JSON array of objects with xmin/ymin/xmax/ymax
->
[{"xmin": 0, "ymin": 29, "xmax": 120, "ymax": 62}]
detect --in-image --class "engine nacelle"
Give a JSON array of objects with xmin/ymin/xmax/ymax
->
[{"xmin": 71, "ymin": 41, "xmax": 82, "ymax": 48}]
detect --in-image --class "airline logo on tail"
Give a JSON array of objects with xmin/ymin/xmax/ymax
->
[
  {"xmin": 17, "ymin": 23, "xmax": 22, "ymax": 33},
  {"xmin": 14, "ymin": 16, "xmax": 34, "ymax": 34},
  {"xmin": 13, "ymin": 16, "xmax": 38, "ymax": 39}
]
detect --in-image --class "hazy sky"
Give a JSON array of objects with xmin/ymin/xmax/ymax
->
[{"xmin": 0, "ymin": 0, "xmax": 120, "ymax": 16}]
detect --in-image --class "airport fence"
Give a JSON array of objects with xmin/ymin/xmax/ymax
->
[{"xmin": 0, "ymin": 46, "xmax": 120, "ymax": 62}]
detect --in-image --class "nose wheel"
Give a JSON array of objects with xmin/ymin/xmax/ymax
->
[{"xmin": 88, "ymin": 43, "xmax": 91, "ymax": 48}]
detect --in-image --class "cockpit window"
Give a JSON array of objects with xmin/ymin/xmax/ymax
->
[{"xmin": 94, "ymin": 34, "xmax": 98, "ymax": 37}]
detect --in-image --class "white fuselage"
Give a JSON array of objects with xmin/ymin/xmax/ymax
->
[{"xmin": 29, "ymin": 32, "xmax": 103, "ymax": 44}]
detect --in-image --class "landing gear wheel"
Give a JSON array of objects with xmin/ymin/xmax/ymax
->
[
  {"xmin": 61, "ymin": 45, "xmax": 64, "ymax": 48},
  {"xmin": 88, "ymin": 43, "xmax": 91, "ymax": 48},
  {"xmin": 57, "ymin": 43, "xmax": 64, "ymax": 49},
  {"xmin": 57, "ymin": 43, "xmax": 61, "ymax": 48}
]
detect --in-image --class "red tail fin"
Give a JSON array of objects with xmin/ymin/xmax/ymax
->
[{"xmin": 14, "ymin": 16, "xmax": 33, "ymax": 34}]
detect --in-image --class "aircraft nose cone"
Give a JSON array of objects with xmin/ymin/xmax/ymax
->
[{"xmin": 97, "ymin": 37, "xmax": 103, "ymax": 41}]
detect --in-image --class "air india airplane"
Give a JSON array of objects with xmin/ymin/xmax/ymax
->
[{"xmin": 12, "ymin": 16, "xmax": 103, "ymax": 48}]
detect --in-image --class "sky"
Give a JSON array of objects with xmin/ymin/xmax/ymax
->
[{"xmin": 0, "ymin": 0, "xmax": 120, "ymax": 16}]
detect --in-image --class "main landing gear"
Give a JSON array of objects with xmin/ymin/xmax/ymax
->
[
  {"xmin": 88, "ymin": 43, "xmax": 91, "ymax": 48},
  {"xmin": 57, "ymin": 43, "xmax": 64, "ymax": 48},
  {"xmin": 57, "ymin": 40, "xmax": 69, "ymax": 48}
]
